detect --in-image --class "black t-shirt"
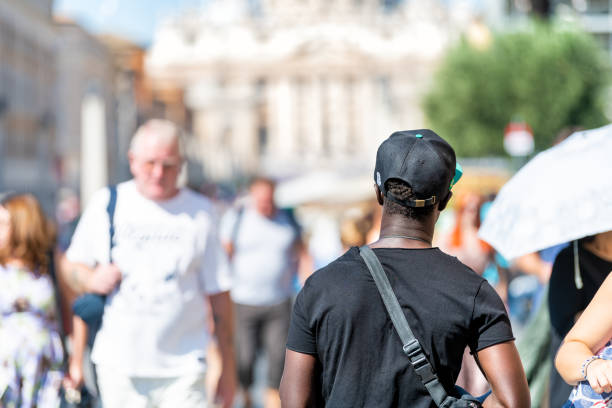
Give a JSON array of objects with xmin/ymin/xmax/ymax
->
[
  {"xmin": 549, "ymin": 243, "xmax": 612, "ymax": 337},
  {"xmin": 548, "ymin": 243, "xmax": 612, "ymax": 408},
  {"xmin": 286, "ymin": 247, "xmax": 514, "ymax": 407}
]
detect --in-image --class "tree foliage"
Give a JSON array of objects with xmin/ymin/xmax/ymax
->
[{"xmin": 424, "ymin": 23, "xmax": 611, "ymax": 157}]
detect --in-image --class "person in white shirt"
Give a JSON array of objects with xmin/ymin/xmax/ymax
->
[
  {"xmin": 62, "ymin": 119, "xmax": 236, "ymax": 408},
  {"xmin": 221, "ymin": 177, "xmax": 309, "ymax": 408}
]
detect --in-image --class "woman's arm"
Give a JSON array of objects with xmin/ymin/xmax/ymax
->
[
  {"xmin": 478, "ymin": 341, "xmax": 530, "ymax": 408},
  {"xmin": 555, "ymin": 273, "xmax": 612, "ymax": 390}
]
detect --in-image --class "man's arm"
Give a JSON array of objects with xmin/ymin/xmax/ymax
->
[
  {"xmin": 478, "ymin": 341, "xmax": 530, "ymax": 408},
  {"xmin": 59, "ymin": 256, "xmax": 121, "ymax": 296},
  {"xmin": 512, "ymin": 252, "xmax": 551, "ymax": 284},
  {"xmin": 295, "ymin": 239, "xmax": 313, "ymax": 285},
  {"xmin": 279, "ymin": 349, "xmax": 317, "ymax": 408},
  {"xmin": 209, "ymin": 291, "xmax": 237, "ymax": 408},
  {"xmin": 221, "ymin": 241, "xmax": 234, "ymax": 261}
]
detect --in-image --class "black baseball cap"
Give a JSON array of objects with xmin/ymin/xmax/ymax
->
[{"xmin": 374, "ymin": 129, "xmax": 457, "ymax": 208}]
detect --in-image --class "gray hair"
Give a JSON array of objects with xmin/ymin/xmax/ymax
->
[{"xmin": 129, "ymin": 119, "xmax": 185, "ymax": 157}]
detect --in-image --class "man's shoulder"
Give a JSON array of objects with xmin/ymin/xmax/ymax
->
[
  {"xmin": 83, "ymin": 182, "xmax": 129, "ymax": 212},
  {"xmin": 180, "ymin": 188, "xmax": 215, "ymax": 209},
  {"xmin": 433, "ymin": 248, "xmax": 478, "ymax": 272},
  {"xmin": 305, "ymin": 248, "xmax": 362, "ymax": 287},
  {"xmin": 177, "ymin": 190, "xmax": 223, "ymax": 227}
]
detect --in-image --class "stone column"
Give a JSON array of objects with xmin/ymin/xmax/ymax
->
[
  {"xmin": 267, "ymin": 77, "xmax": 294, "ymax": 160},
  {"xmin": 193, "ymin": 108, "xmax": 227, "ymax": 181},
  {"xmin": 327, "ymin": 78, "xmax": 349, "ymax": 156},
  {"xmin": 80, "ymin": 93, "xmax": 107, "ymax": 207},
  {"xmin": 376, "ymin": 75, "xmax": 396, "ymax": 142},
  {"xmin": 355, "ymin": 77, "xmax": 377, "ymax": 154},
  {"xmin": 230, "ymin": 79, "xmax": 258, "ymax": 175},
  {"xmin": 303, "ymin": 76, "xmax": 323, "ymax": 157}
]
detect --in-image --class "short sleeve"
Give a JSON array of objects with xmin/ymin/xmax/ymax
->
[
  {"xmin": 219, "ymin": 208, "xmax": 239, "ymax": 243},
  {"xmin": 286, "ymin": 285, "xmax": 317, "ymax": 355},
  {"xmin": 198, "ymin": 217, "xmax": 232, "ymax": 295},
  {"xmin": 469, "ymin": 280, "xmax": 514, "ymax": 352},
  {"xmin": 65, "ymin": 188, "xmax": 110, "ymax": 266}
]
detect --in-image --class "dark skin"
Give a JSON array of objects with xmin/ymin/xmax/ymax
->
[{"xmin": 279, "ymin": 186, "xmax": 531, "ymax": 408}]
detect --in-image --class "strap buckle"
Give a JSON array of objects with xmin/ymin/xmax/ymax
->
[
  {"xmin": 414, "ymin": 360, "xmax": 438, "ymax": 385},
  {"xmin": 402, "ymin": 339, "xmax": 421, "ymax": 358}
]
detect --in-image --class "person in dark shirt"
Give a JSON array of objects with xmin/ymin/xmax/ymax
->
[
  {"xmin": 279, "ymin": 129, "xmax": 530, "ymax": 408},
  {"xmin": 548, "ymin": 233, "xmax": 612, "ymax": 408}
]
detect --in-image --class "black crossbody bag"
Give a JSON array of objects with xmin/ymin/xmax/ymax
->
[{"xmin": 359, "ymin": 246, "xmax": 485, "ymax": 408}]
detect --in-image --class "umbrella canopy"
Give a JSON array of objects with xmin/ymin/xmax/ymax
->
[{"xmin": 478, "ymin": 124, "xmax": 612, "ymax": 261}]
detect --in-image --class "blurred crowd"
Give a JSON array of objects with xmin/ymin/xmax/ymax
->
[{"xmin": 1, "ymin": 119, "xmax": 611, "ymax": 408}]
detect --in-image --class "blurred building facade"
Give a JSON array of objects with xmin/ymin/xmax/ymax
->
[
  {"xmin": 55, "ymin": 18, "xmax": 116, "ymax": 207},
  {"xmin": 97, "ymin": 35, "xmax": 192, "ymax": 184},
  {"xmin": 505, "ymin": 0, "xmax": 612, "ymax": 56},
  {"xmin": 147, "ymin": 0, "xmax": 471, "ymax": 187},
  {"xmin": 0, "ymin": 0, "xmax": 58, "ymax": 209},
  {"xmin": 560, "ymin": 0, "xmax": 611, "ymax": 55},
  {"xmin": 0, "ymin": 0, "xmax": 191, "ymax": 211},
  {"xmin": 0, "ymin": 0, "xmax": 120, "ymax": 211}
]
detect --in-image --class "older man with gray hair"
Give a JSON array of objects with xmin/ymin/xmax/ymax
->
[{"xmin": 63, "ymin": 119, "xmax": 236, "ymax": 408}]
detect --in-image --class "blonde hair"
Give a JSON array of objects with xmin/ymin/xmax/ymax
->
[
  {"xmin": 340, "ymin": 215, "xmax": 373, "ymax": 249},
  {"xmin": 0, "ymin": 194, "xmax": 55, "ymax": 274},
  {"xmin": 129, "ymin": 119, "xmax": 184, "ymax": 156}
]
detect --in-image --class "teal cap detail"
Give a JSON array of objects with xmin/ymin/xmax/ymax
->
[
  {"xmin": 415, "ymin": 133, "xmax": 423, "ymax": 138},
  {"xmin": 450, "ymin": 163, "xmax": 463, "ymax": 190}
]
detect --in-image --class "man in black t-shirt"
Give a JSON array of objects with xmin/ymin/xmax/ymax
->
[{"xmin": 279, "ymin": 130, "xmax": 530, "ymax": 408}]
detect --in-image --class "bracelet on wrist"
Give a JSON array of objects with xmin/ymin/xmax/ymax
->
[{"xmin": 581, "ymin": 355, "xmax": 604, "ymax": 381}]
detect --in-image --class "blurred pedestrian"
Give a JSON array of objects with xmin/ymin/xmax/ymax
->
[
  {"xmin": 220, "ymin": 177, "xmax": 308, "ymax": 408},
  {"xmin": 438, "ymin": 192, "xmax": 494, "ymax": 396},
  {"xmin": 339, "ymin": 211, "xmax": 373, "ymax": 250},
  {"xmin": 549, "ymin": 230, "xmax": 612, "ymax": 407},
  {"xmin": 0, "ymin": 194, "xmax": 64, "ymax": 407},
  {"xmin": 61, "ymin": 119, "xmax": 236, "ymax": 408},
  {"xmin": 554, "ymin": 257, "xmax": 612, "ymax": 407},
  {"xmin": 438, "ymin": 191, "xmax": 491, "ymax": 275},
  {"xmin": 280, "ymin": 129, "xmax": 530, "ymax": 407}
]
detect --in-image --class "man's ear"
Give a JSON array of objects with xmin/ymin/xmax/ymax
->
[
  {"xmin": 374, "ymin": 184, "xmax": 384, "ymax": 205},
  {"xmin": 438, "ymin": 191, "xmax": 452, "ymax": 212}
]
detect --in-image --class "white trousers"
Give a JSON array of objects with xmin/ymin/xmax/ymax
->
[{"xmin": 96, "ymin": 366, "xmax": 208, "ymax": 408}]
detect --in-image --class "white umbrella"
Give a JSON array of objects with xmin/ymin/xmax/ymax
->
[{"xmin": 478, "ymin": 124, "xmax": 612, "ymax": 261}]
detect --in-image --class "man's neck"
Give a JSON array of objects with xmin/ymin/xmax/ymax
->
[
  {"xmin": 136, "ymin": 185, "xmax": 181, "ymax": 202},
  {"xmin": 371, "ymin": 212, "xmax": 435, "ymax": 249}
]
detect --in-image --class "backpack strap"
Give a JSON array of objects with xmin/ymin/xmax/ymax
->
[
  {"xmin": 359, "ymin": 245, "xmax": 454, "ymax": 407},
  {"xmin": 106, "ymin": 185, "xmax": 117, "ymax": 263},
  {"xmin": 230, "ymin": 205, "xmax": 245, "ymax": 249}
]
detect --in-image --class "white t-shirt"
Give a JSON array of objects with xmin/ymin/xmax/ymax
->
[
  {"xmin": 66, "ymin": 180, "xmax": 231, "ymax": 377},
  {"xmin": 220, "ymin": 206, "xmax": 299, "ymax": 306}
]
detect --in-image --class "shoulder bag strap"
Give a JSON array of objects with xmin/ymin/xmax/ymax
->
[
  {"xmin": 106, "ymin": 185, "xmax": 117, "ymax": 264},
  {"xmin": 359, "ymin": 245, "xmax": 453, "ymax": 407},
  {"xmin": 231, "ymin": 205, "xmax": 245, "ymax": 247}
]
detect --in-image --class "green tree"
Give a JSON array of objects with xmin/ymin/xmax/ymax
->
[{"xmin": 424, "ymin": 23, "xmax": 611, "ymax": 157}]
